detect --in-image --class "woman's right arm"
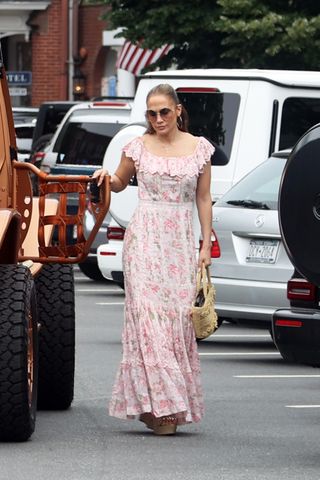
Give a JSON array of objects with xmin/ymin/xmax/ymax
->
[{"xmin": 92, "ymin": 152, "xmax": 136, "ymax": 193}]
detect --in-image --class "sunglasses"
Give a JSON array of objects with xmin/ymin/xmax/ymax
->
[{"xmin": 146, "ymin": 108, "xmax": 173, "ymax": 120}]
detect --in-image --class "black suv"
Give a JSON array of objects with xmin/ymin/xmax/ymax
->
[
  {"xmin": 272, "ymin": 123, "xmax": 320, "ymax": 367},
  {"xmin": 272, "ymin": 272, "xmax": 320, "ymax": 366},
  {"xmin": 31, "ymin": 101, "xmax": 79, "ymax": 155}
]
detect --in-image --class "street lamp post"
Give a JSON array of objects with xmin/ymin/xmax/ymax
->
[{"xmin": 72, "ymin": 64, "xmax": 86, "ymax": 100}]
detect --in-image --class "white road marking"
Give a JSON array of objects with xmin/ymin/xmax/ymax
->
[
  {"xmin": 286, "ymin": 405, "xmax": 320, "ymax": 409},
  {"xmin": 96, "ymin": 302, "xmax": 125, "ymax": 305},
  {"xmin": 212, "ymin": 334, "xmax": 271, "ymax": 338},
  {"xmin": 74, "ymin": 277, "xmax": 92, "ymax": 281},
  {"xmin": 77, "ymin": 288, "xmax": 123, "ymax": 293},
  {"xmin": 234, "ymin": 374, "xmax": 320, "ymax": 378},
  {"xmin": 199, "ymin": 352, "xmax": 280, "ymax": 356}
]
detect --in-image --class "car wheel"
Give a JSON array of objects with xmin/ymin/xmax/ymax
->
[
  {"xmin": 36, "ymin": 264, "xmax": 75, "ymax": 410},
  {"xmin": 0, "ymin": 265, "xmax": 38, "ymax": 441},
  {"xmin": 78, "ymin": 261, "xmax": 107, "ymax": 281}
]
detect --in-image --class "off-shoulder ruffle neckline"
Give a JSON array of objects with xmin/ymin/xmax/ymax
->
[
  {"xmin": 124, "ymin": 135, "xmax": 214, "ymax": 178},
  {"xmin": 139, "ymin": 136, "xmax": 203, "ymax": 160}
]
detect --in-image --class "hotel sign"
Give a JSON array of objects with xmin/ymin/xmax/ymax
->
[{"xmin": 6, "ymin": 71, "xmax": 32, "ymax": 85}]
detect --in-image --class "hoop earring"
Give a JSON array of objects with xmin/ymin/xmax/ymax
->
[{"xmin": 177, "ymin": 116, "xmax": 183, "ymax": 129}]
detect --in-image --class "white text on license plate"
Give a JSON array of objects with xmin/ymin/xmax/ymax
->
[{"xmin": 246, "ymin": 239, "xmax": 279, "ymax": 264}]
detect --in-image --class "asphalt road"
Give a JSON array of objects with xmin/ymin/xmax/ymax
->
[{"xmin": 2, "ymin": 268, "xmax": 320, "ymax": 480}]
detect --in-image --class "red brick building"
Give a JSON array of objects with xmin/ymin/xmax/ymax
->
[
  {"xmin": 1, "ymin": 0, "xmax": 116, "ymax": 106},
  {"xmin": 30, "ymin": 0, "xmax": 109, "ymax": 104}
]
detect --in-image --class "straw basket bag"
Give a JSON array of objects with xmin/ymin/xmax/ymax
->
[{"xmin": 191, "ymin": 264, "xmax": 218, "ymax": 340}]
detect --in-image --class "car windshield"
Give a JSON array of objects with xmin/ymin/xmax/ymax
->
[
  {"xmin": 216, "ymin": 156, "xmax": 287, "ymax": 210},
  {"xmin": 54, "ymin": 121, "xmax": 125, "ymax": 166}
]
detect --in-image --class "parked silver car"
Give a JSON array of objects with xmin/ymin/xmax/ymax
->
[{"xmin": 212, "ymin": 150, "xmax": 293, "ymax": 326}]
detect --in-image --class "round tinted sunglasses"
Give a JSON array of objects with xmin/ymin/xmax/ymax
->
[{"xmin": 146, "ymin": 108, "xmax": 173, "ymax": 120}]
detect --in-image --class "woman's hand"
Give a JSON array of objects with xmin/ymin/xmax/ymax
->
[
  {"xmin": 92, "ymin": 168, "xmax": 109, "ymax": 187},
  {"xmin": 198, "ymin": 245, "xmax": 211, "ymax": 268}
]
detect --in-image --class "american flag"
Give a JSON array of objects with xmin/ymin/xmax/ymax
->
[{"xmin": 116, "ymin": 41, "xmax": 173, "ymax": 76}]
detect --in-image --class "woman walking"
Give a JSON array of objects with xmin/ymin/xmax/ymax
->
[{"xmin": 94, "ymin": 83, "xmax": 214, "ymax": 435}]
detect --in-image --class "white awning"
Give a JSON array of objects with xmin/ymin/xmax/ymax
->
[
  {"xmin": 116, "ymin": 41, "xmax": 173, "ymax": 76},
  {"xmin": 0, "ymin": 1, "xmax": 50, "ymax": 39},
  {"xmin": 102, "ymin": 28, "xmax": 125, "ymax": 47}
]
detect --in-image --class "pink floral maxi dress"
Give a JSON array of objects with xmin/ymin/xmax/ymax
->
[{"xmin": 109, "ymin": 136, "xmax": 214, "ymax": 424}]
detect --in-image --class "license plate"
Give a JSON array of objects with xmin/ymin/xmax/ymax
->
[{"xmin": 246, "ymin": 239, "xmax": 279, "ymax": 264}]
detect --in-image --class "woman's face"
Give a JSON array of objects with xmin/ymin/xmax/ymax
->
[{"xmin": 146, "ymin": 94, "xmax": 181, "ymax": 136}]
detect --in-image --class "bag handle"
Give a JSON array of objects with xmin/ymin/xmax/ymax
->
[{"xmin": 196, "ymin": 263, "xmax": 212, "ymax": 297}]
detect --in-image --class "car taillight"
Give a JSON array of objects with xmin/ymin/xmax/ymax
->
[
  {"xmin": 275, "ymin": 319, "xmax": 303, "ymax": 327},
  {"xmin": 199, "ymin": 229, "xmax": 221, "ymax": 258},
  {"xmin": 287, "ymin": 278, "xmax": 316, "ymax": 301},
  {"xmin": 107, "ymin": 226, "xmax": 125, "ymax": 241}
]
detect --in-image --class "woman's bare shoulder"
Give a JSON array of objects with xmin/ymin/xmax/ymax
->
[
  {"xmin": 142, "ymin": 133, "xmax": 157, "ymax": 146},
  {"xmin": 142, "ymin": 133, "xmax": 152, "ymax": 141},
  {"xmin": 180, "ymin": 132, "xmax": 199, "ymax": 146}
]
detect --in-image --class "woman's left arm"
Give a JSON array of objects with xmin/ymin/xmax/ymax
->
[{"xmin": 196, "ymin": 161, "xmax": 212, "ymax": 267}]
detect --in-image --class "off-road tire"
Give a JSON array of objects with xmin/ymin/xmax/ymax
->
[
  {"xmin": 36, "ymin": 264, "xmax": 75, "ymax": 410},
  {"xmin": 78, "ymin": 261, "xmax": 106, "ymax": 281},
  {"xmin": 0, "ymin": 265, "xmax": 38, "ymax": 442}
]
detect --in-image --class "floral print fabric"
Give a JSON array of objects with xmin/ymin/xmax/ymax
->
[{"xmin": 109, "ymin": 136, "xmax": 215, "ymax": 424}]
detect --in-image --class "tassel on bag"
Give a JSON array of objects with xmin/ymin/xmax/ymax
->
[{"xmin": 191, "ymin": 264, "xmax": 218, "ymax": 340}]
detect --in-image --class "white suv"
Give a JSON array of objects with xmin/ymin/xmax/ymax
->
[
  {"xmin": 97, "ymin": 218, "xmax": 125, "ymax": 288},
  {"xmin": 97, "ymin": 68, "xmax": 320, "ymax": 287},
  {"xmin": 37, "ymin": 100, "xmax": 132, "ymax": 175},
  {"xmin": 33, "ymin": 99, "xmax": 132, "ymax": 280},
  {"xmin": 13, "ymin": 107, "xmax": 39, "ymax": 161}
]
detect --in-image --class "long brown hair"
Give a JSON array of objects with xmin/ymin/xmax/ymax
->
[{"xmin": 145, "ymin": 83, "xmax": 189, "ymax": 134}]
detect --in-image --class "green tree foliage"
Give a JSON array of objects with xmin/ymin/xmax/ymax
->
[
  {"xmin": 216, "ymin": 0, "xmax": 320, "ymax": 69},
  {"xmin": 102, "ymin": 0, "xmax": 226, "ymax": 69},
  {"xmin": 103, "ymin": 0, "xmax": 320, "ymax": 70}
]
